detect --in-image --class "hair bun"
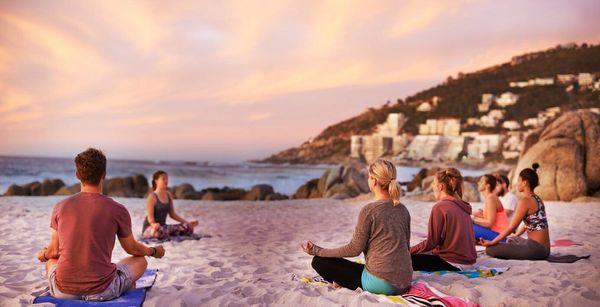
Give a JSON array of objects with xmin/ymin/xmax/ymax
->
[{"xmin": 532, "ymin": 163, "xmax": 540, "ymax": 171}]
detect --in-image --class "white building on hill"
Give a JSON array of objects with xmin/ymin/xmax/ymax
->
[
  {"xmin": 418, "ymin": 118, "xmax": 461, "ymax": 136},
  {"xmin": 578, "ymin": 73, "xmax": 594, "ymax": 87},
  {"xmin": 478, "ymin": 94, "xmax": 493, "ymax": 112},
  {"xmin": 417, "ymin": 102, "xmax": 432, "ymax": 112},
  {"xmin": 556, "ymin": 74, "xmax": 576, "ymax": 84},
  {"xmin": 496, "ymin": 92, "xmax": 519, "ymax": 107}
]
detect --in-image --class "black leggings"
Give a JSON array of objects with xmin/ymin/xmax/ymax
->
[
  {"xmin": 311, "ymin": 256, "xmax": 363, "ymax": 290},
  {"xmin": 411, "ymin": 254, "xmax": 460, "ymax": 271}
]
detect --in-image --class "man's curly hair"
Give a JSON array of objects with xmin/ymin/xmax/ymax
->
[{"xmin": 75, "ymin": 148, "xmax": 106, "ymax": 185}]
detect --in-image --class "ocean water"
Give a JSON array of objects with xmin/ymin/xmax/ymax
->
[{"xmin": 0, "ymin": 156, "xmax": 484, "ymax": 196}]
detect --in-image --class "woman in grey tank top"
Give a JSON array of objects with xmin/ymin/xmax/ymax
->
[{"xmin": 141, "ymin": 171, "xmax": 199, "ymax": 239}]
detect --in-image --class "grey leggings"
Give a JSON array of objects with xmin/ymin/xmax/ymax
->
[{"xmin": 486, "ymin": 238, "xmax": 550, "ymax": 260}]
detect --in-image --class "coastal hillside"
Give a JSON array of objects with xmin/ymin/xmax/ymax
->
[{"xmin": 261, "ymin": 43, "xmax": 600, "ymax": 164}]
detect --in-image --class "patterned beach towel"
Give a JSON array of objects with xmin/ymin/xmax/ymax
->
[
  {"xmin": 417, "ymin": 267, "xmax": 509, "ymax": 279},
  {"xmin": 33, "ymin": 269, "xmax": 158, "ymax": 307},
  {"xmin": 139, "ymin": 232, "xmax": 211, "ymax": 244},
  {"xmin": 293, "ymin": 274, "xmax": 478, "ymax": 307}
]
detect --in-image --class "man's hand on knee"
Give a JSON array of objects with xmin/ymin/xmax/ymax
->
[{"xmin": 150, "ymin": 245, "xmax": 165, "ymax": 258}]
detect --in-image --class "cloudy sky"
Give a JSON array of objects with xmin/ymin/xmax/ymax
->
[{"xmin": 1, "ymin": 0, "xmax": 599, "ymax": 162}]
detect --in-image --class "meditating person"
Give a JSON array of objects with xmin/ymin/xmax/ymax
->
[
  {"xmin": 301, "ymin": 159, "xmax": 412, "ymax": 295},
  {"xmin": 142, "ymin": 170, "xmax": 199, "ymax": 239},
  {"xmin": 36, "ymin": 148, "xmax": 165, "ymax": 301},
  {"xmin": 497, "ymin": 174, "xmax": 518, "ymax": 219},
  {"xmin": 410, "ymin": 168, "xmax": 477, "ymax": 271},
  {"xmin": 472, "ymin": 174, "xmax": 509, "ymax": 242},
  {"xmin": 482, "ymin": 163, "xmax": 551, "ymax": 260}
]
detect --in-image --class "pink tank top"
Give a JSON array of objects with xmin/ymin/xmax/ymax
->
[{"xmin": 491, "ymin": 206, "xmax": 509, "ymax": 233}]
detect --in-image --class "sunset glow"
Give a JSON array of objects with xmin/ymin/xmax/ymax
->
[{"xmin": 1, "ymin": 0, "xmax": 599, "ymax": 161}]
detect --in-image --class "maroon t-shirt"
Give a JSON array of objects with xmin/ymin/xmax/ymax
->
[{"xmin": 50, "ymin": 192, "xmax": 132, "ymax": 295}]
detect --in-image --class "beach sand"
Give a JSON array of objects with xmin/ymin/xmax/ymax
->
[{"xmin": 0, "ymin": 196, "xmax": 598, "ymax": 306}]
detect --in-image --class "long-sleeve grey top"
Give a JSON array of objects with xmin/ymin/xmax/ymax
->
[{"xmin": 311, "ymin": 199, "xmax": 412, "ymax": 290}]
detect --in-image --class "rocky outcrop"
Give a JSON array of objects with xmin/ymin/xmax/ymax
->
[
  {"xmin": 294, "ymin": 161, "xmax": 371, "ymax": 200},
  {"xmin": 200, "ymin": 187, "xmax": 248, "ymax": 201},
  {"xmin": 55, "ymin": 184, "xmax": 80, "ymax": 195},
  {"xmin": 172, "ymin": 183, "xmax": 200, "ymax": 200},
  {"xmin": 102, "ymin": 175, "xmax": 149, "ymax": 198},
  {"xmin": 3, "ymin": 184, "xmax": 26, "ymax": 196},
  {"xmin": 3, "ymin": 179, "xmax": 66, "ymax": 196},
  {"xmin": 42, "ymin": 179, "xmax": 66, "ymax": 196},
  {"xmin": 407, "ymin": 167, "xmax": 441, "ymax": 192},
  {"xmin": 513, "ymin": 110, "xmax": 600, "ymax": 201},
  {"xmin": 406, "ymin": 167, "xmax": 481, "ymax": 203},
  {"xmin": 293, "ymin": 179, "xmax": 321, "ymax": 199},
  {"xmin": 243, "ymin": 184, "xmax": 275, "ymax": 201}
]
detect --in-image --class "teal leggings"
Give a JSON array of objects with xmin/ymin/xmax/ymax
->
[{"xmin": 361, "ymin": 268, "xmax": 403, "ymax": 295}]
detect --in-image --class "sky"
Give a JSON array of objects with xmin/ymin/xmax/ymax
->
[{"xmin": 1, "ymin": 0, "xmax": 599, "ymax": 162}]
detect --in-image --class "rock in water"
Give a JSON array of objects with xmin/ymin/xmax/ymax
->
[
  {"xmin": 3, "ymin": 184, "xmax": 26, "ymax": 196},
  {"xmin": 173, "ymin": 183, "xmax": 199, "ymax": 199},
  {"xmin": 244, "ymin": 184, "xmax": 275, "ymax": 201},
  {"xmin": 54, "ymin": 184, "xmax": 80, "ymax": 195},
  {"xmin": 41, "ymin": 179, "xmax": 66, "ymax": 196},
  {"xmin": 514, "ymin": 110, "xmax": 600, "ymax": 201},
  {"xmin": 293, "ymin": 179, "xmax": 321, "ymax": 199}
]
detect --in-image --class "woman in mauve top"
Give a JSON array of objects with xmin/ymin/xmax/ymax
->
[
  {"xmin": 301, "ymin": 159, "xmax": 412, "ymax": 295},
  {"xmin": 410, "ymin": 168, "xmax": 477, "ymax": 271}
]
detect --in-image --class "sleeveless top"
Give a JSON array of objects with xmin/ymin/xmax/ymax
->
[
  {"xmin": 524, "ymin": 194, "xmax": 548, "ymax": 231},
  {"xmin": 142, "ymin": 192, "xmax": 172, "ymax": 233},
  {"xmin": 491, "ymin": 203, "xmax": 509, "ymax": 233}
]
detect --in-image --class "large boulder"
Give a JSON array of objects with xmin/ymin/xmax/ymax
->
[
  {"xmin": 462, "ymin": 181, "xmax": 481, "ymax": 202},
  {"xmin": 200, "ymin": 187, "xmax": 247, "ymax": 201},
  {"xmin": 41, "ymin": 179, "xmax": 65, "ymax": 196},
  {"xmin": 103, "ymin": 174, "xmax": 148, "ymax": 198},
  {"xmin": 513, "ymin": 110, "xmax": 600, "ymax": 201},
  {"xmin": 408, "ymin": 167, "xmax": 441, "ymax": 192},
  {"xmin": 55, "ymin": 183, "xmax": 80, "ymax": 195},
  {"xmin": 173, "ymin": 183, "xmax": 199, "ymax": 199},
  {"xmin": 408, "ymin": 168, "xmax": 428, "ymax": 192},
  {"xmin": 23, "ymin": 181, "xmax": 42, "ymax": 196},
  {"xmin": 293, "ymin": 179, "xmax": 321, "ymax": 199},
  {"xmin": 103, "ymin": 177, "xmax": 134, "ymax": 197},
  {"xmin": 132, "ymin": 175, "xmax": 149, "ymax": 197},
  {"xmin": 243, "ymin": 184, "xmax": 275, "ymax": 201},
  {"xmin": 3, "ymin": 184, "xmax": 26, "ymax": 196}
]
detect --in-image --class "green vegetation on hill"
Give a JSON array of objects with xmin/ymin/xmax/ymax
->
[{"xmin": 261, "ymin": 43, "xmax": 600, "ymax": 164}]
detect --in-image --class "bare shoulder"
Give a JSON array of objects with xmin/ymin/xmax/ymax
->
[{"xmin": 146, "ymin": 192, "xmax": 157, "ymax": 203}]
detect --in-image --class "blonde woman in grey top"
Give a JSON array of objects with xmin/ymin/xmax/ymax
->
[{"xmin": 301, "ymin": 159, "xmax": 412, "ymax": 295}]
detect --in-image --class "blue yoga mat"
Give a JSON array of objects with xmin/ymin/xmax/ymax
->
[{"xmin": 33, "ymin": 269, "xmax": 157, "ymax": 307}]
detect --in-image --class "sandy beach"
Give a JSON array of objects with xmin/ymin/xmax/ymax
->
[{"xmin": 1, "ymin": 196, "xmax": 598, "ymax": 306}]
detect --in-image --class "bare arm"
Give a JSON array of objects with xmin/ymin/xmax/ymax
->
[
  {"xmin": 38, "ymin": 228, "xmax": 61, "ymax": 262},
  {"xmin": 473, "ymin": 197, "xmax": 497, "ymax": 228},
  {"xmin": 514, "ymin": 223, "xmax": 526, "ymax": 237},
  {"xmin": 118, "ymin": 234, "xmax": 154, "ymax": 257}
]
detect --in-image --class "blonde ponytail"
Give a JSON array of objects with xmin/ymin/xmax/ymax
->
[
  {"xmin": 368, "ymin": 158, "xmax": 402, "ymax": 206},
  {"xmin": 388, "ymin": 179, "xmax": 401, "ymax": 205}
]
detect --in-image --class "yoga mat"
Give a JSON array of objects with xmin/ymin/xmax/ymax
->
[{"xmin": 33, "ymin": 269, "xmax": 157, "ymax": 307}]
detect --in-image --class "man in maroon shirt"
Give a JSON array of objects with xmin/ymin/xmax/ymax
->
[{"xmin": 36, "ymin": 148, "xmax": 166, "ymax": 301}]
